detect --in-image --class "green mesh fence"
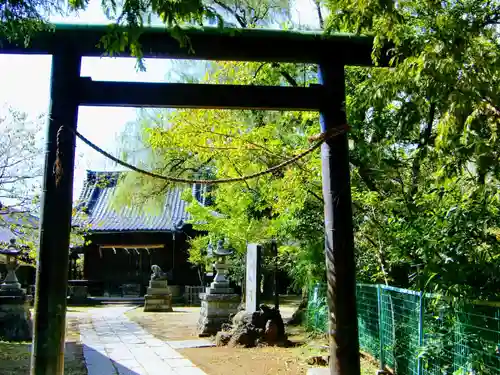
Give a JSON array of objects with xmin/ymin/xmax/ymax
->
[
  {"xmin": 356, "ymin": 284, "xmax": 380, "ymax": 358},
  {"xmin": 306, "ymin": 283, "xmax": 328, "ymax": 334},
  {"xmin": 306, "ymin": 283, "xmax": 500, "ymax": 375}
]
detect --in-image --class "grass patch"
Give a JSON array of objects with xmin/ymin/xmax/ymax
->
[{"xmin": 0, "ymin": 316, "xmax": 87, "ymax": 375}]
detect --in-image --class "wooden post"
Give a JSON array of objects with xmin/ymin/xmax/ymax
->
[
  {"xmin": 318, "ymin": 62, "xmax": 360, "ymax": 375},
  {"xmin": 30, "ymin": 51, "xmax": 81, "ymax": 375}
]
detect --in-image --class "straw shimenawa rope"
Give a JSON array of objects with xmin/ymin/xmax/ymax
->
[
  {"xmin": 53, "ymin": 125, "xmax": 65, "ymax": 187},
  {"xmin": 53, "ymin": 124, "xmax": 349, "ymax": 186}
]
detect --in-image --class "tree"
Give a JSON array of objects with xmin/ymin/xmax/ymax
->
[
  {"xmin": 326, "ymin": 0, "xmax": 500, "ymax": 298},
  {"xmin": 0, "ymin": 106, "xmax": 44, "ymax": 254},
  {"xmin": 0, "ymin": 106, "xmax": 89, "ymax": 259},
  {"xmin": 0, "ymin": 106, "xmax": 43, "ymax": 210}
]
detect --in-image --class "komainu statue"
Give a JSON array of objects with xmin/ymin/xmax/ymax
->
[{"xmin": 150, "ymin": 265, "xmax": 168, "ymax": 281}]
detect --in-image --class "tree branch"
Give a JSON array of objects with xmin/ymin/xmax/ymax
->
[
  {"xmin": 314, "ymin": 0, "xmax": 324, "ymax": 29},
  {"xmin": 307, "ymin": 189, "xmax": 324, "ymax": 204},
  {"xmin": 411, "ymin": 101, "xmax": 436, "ymax": 196},
  {"xmin": 271, "ymin": 63, "xmax": 300, "ymax": 87},
  {"xmin": 213, "ymin": 0, "xmax": 248, "ymax": 27}
]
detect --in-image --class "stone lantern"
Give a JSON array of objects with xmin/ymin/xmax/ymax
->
[
  {"xmin": 0, "ymin": 238, "xmax": 32, "ymax": 341},
  {"xmin": 0, "ymin": 238, "xmax": 23, "ymax": 294},
  {"xmin": 210, "ymin": 239, "xmax": 234, "ymax": 290},
  {"xmin": 198, "ymin": 238, "xmax": 239, "ymax": 337}
]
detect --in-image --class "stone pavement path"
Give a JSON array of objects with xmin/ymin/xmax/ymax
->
[{"xmin": 79, "ymin": 306, "xmax": 208, "ymax": 375}]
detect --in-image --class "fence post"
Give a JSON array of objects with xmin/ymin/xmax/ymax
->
[
  {"xmin": 417, "ymin": 291, "xmax": 424, "ymax": 375},
  {"xmin": 377, "ymin": 285, "xmax": 385, "ymax": 371}
]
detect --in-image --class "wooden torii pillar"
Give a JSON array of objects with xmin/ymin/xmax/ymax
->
[{"xmin": 0, "ymin": 25, "xmax": 376, "ymax": 375}]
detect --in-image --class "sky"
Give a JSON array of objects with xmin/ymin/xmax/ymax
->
[{"xmin": 0, "ymin": 0, "xmax": 321, "ymax": 203}]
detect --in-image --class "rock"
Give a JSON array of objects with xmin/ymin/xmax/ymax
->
[
  {"xmin": 228, "ymin": 323, "xmax": 259, "ymax": 347},
  {"xmin": 215, "ymin": 331, "xmax": 232, "ymax": 346},
  {"xmin": 264, "ymin": 319, "xmax": 278, "ymax": 343},
  {"xmin": 306, "ymin": 355, "xmax": 329, "ymax": 366},
  {"xmin": 231, "ymin": 311, "xmax": 247, "ymax": 326},
  {"xmin": 220, "ymin": 304, "xmax": 288, "ymax": 348}
]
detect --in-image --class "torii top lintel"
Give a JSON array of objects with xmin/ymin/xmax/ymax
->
[{"xmin": 0, "ymin": 24, "xmax": 375, "ymax": 65}]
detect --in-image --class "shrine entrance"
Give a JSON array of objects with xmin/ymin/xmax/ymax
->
[{"xmin": 0, "ymin": 25, "xmax": 378, "ymax": 375}]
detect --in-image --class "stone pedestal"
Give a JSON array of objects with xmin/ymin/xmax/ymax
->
[
  {"xmin": 144, "ymin": 280, "xmax": 173, "ymax": 312},
  {"xmin": 198, "ymin": 286, "xmax": 240, "ymax": 337},
  {"xmin": 198, "ymin": 240, "xmax": 239, "ymax": 336},
  {"xmin": 0, "ymin": 292, "xmax": 32, "ymax": 341}
]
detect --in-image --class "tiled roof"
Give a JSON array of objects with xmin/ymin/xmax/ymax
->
[{"xmin": 72, "ymin": 170, "xmax": 191, "ymax": 232}]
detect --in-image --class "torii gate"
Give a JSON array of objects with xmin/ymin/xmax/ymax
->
[{"xmin": 0, "ymin": 25, "xmax": 376, "ymax": 375}]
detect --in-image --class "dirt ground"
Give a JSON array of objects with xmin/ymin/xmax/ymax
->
[
  {"xmin": 126, "ymin": 299, "xmax": 378, "ymax": 375},
  {"xmin": 0, "ymin": 314, "xmax": 87, "ymax": 375},
  {"xmin": 126, "ymin": 306, "xmax": 202, "ymax": 341}
]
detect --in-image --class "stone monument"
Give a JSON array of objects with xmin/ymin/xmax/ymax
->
[
  {"xmin": 0, "ymin": 239, "xmax": 32, "ymax": 341},
  {"xmin": 198, "ymin": 240, "xmax": 240, "ymax": 337},
  {"xmin": 214, "ymin": 244, "xmax": 288, "ymax": 348},
  {"xmin": 143, "ymin": 265, "xmax": 173, "ymax": 312},
  {"xmin": 245, "ymin": 243, "xmax": 262, "ymax": 313}
]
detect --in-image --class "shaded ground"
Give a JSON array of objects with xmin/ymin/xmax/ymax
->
[
  {"xmin": 126, "ymin": 297, "xmax": 378, "ymax": 375},
  {"xmin": 0, "ymin": 314, "xmax": 87, "ymax": 375}
]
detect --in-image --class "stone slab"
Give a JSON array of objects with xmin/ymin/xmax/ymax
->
[
  {"xmin": 166, "ymin": 339, "xmax": 215, "ymax": 349},
  {"xmin": 144, "ymin": 298, "xmax": 172, "ymax": 304},
  {"xmin": 145, "ymin": 295, "xmax": 172, "ymax": 301},
  {"xmin": 143, "ymin": 305, "xmax": 173, "ymax": 312},
  {"xmin": 178, "ymin": 368, "xmax": 210, "ymax": 375},
  {"xmin": 205, "ymin": 287, "xmax": 234, "ymax": 294},
  {"xmin": 199, "ymin": 293, "xmax": 240, "ymax": 302},
  {"xmin": 307, "ymin": 368, "xmax": 330, "ymax": 375},
  {"xmin": 113, "ymin": 359, "xmax": 141, "ymax": 368},
  {"xmin": 154, "ymin": 346, "xmax": 184, "ymax": 359},
  {"xmin": 144, "ymin": 338, "xmax": 165, "ymax": 347},
  {"xmin": 147, "ymin": 287, "xmax": 171, "ymax": 295},
  {"xmin": 168, "ymin": 358, "xmax": 196, "ymax": 368},
  {"xmin": 149, "ymin": 280, "xmax": 169, "ymax": 288},
  {"xmin": 144, "ymin": 292, "xmax": 173, "ymax": 312},
  {"xmin": 145, "ymin": 297, "xmax": 171, "ymax": 303},
  {"xmin": 117, "ymin": 367, "xmax": 146, "ymax": 375}
]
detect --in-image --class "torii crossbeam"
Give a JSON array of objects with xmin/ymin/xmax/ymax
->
[{"xmin": 0, "ymin": 24, "xmax": 375, "ymax": 375}]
